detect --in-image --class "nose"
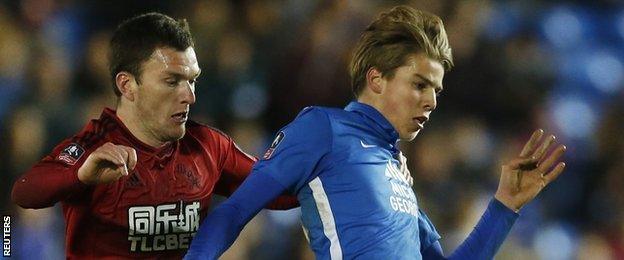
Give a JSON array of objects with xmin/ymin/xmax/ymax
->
[
  {"xmin": 422, "ymin": 88, "xmax": 437, "ymax": 112},
  {"xmin": 181, "ymin": 82, "xmax": 196, "ymax": 105}
]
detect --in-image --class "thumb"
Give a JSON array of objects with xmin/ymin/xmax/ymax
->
[{"xmin": 119, "ymin": 163, "xmax": 129, "ymax": 176}]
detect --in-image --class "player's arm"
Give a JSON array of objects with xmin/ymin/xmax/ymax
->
[
  {"xmin": 185, "ymin": 107, "xmax": 332, "ymax": 259},
  {"xmin": 213, "ymin": 129, "xmax": 298, "ymax": 209},
  {"xmin": 420, "ymin": 198, "xmax": 518, "ymax": 259},
  {"xmin": 185, "ymin": 168, "xmax": 288, "ymax": 259},
  {"xmin": 12, "ymin": 141, "xmax": 137, "ymax": 208},
  {"xmin": 420, "ymin": 129, "xmax": 567, "ymax": 259}
]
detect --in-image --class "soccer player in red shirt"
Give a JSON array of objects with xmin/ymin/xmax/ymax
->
[{"xmin": 11, "ymin": 12, "xmax": 297, "ymax": 259}]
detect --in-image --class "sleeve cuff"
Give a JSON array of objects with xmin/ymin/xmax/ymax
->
[{"xmin": 490, "ymin": 198, "xmax": 520, "ymax": 219}]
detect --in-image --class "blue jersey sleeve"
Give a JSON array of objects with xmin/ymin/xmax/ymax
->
[
  {"xmin": 255, "ymin": 107, "xmax": 333, "ymax": 193},
  {"xmin": 420, "ymin": 198, "xmax": 519, "ymax": 259},
  {"xmin": 418, "ymin": 210, "xmax": 442, "ymax": 252},
  {"xmin": 185, "ymin": 172, "xmax": 289, "ymax": 259},
  {"xmin": 184, "ymin": 107, "xmax": 332, "ymax": 259}
]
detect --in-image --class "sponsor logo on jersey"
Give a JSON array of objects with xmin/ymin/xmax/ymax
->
[
  {"xmin": 57, "ymin": 143, "xmax": 85, "ymax": 165},
  {"xmin": 360, "ymin": 140, "xmax": 378, "ymax": 148},
  {"xmin": 262, "ymin": 131, "xmax": 285, "ymax": 160},
  {"xmin": 385, "ymin": 160, "xmax": 419, "ymax": 217},
  {"xmin": 175, "ymin": 164, "xmax": 199, "ymax": 189},
  {"xmin": 127, "ymin": 201, "xmax": 200, "ymax": 252}
]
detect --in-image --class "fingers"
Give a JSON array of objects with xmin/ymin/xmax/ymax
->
[
  {"xmin": 532, "ymin": 134, "xmax": 556, "ymax": 161},
  {"xmin": 519, "ymin": 129, "xmax": 544, "ymax": 157},
  {"xmin": 124, "ymin": 146, "xmax": 138, "ymax": 171},
  {"xmin": 119, "ymin": 163, "xmax": 129, "ymax": 176},
  {"xmin": 96, "ymin": 143, "xmax": 138, "ymax": 176},
  {"xmin": 102, "ymin": 149, "xmax": 128, "ymax": 175},
  {"xmin": 544, "ymin": 162, "xmax": 566, "ymax": 184},
  {"xmin": 93, "ymin": 150, "xmax": 126, "ymax": 176},
  {"xmin": 97, "ymin": 144, "xmax": 124, "ymax": 166},
  {"xmin": 537, "ymin": 145, "xmax": 566, "ymax": 173}
]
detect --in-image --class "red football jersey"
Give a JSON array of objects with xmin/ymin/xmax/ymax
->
[{"xmin": 12, "ymin": 108, "xmax": 297, "ymax": 259}]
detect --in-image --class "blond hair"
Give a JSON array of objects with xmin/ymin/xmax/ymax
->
[{"xmin": 349, "ymin": 6, "xmax": 453, "ymax": 97}]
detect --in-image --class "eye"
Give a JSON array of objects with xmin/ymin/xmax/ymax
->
[
  {"xmin": 435, "ymin": 88, "xmax": 443, "ymax": 97},
  {"xmin": 189, "ymin": 79, "xmax": 198, "ymax": 86},
  {"xmin": 413, "ymin": 82, "xmax": 427, "ymax": 90},
  {"xmin": 166, "ymin": 79, "xmax": 178, "ymax": 87}
]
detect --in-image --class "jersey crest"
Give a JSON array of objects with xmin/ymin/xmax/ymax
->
[
  {"xmin": 57, "ymin": 143, "xmax": 85, "ymax": 165},
  {"xmin": 262, "ymin": 131, "xmax": 285, "ymax": 160}
]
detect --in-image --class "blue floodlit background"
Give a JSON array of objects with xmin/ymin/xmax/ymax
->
[{"xmin": 1, "ymin": 0, "xmax": 623, "ymax": 259}]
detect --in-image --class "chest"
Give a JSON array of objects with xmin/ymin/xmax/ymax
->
[
  {"xmin": 332, "ymin": 158, "xmax": 416, "ymax": 201},
  {"xmin": 303, "ymin": 146, "xmax": 419, "ymax": 220},
  {"xmin": 90, "ymin": 148, "xmax": 222, "ymax": 222}
]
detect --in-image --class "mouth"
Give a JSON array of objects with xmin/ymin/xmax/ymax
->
[
  {"xmin": 413, "ymin": 116, "xmax": 428, "ymax": 130},
  {"xmin": 171, "ymin": 111, "xmax": 189, "ymax": 124}
]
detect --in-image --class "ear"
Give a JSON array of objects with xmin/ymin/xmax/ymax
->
[
  {"xmin": 115, "ymin": 72, "xmax": 136, "ymax": 102},
  {"xmin": 365, "ymin": 67, "xmax": 384, "ymax": 94}
]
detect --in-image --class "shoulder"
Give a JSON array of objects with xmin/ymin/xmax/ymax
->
[
  {"xmin": 291, "ymin": 106, "xmax": 341, "ymax": 127},
  {"xmin": 296, "ymin": 105, "xmax": 345, "ymax": 117},
  {"xmin": 276, "ymin": 106, "xmax": 336, "ymax": 148},
  {"xmin": 184, "ymin": 120, "xmax": 232, "ymax": 144},
  {"xmin": 47, "ymin": 117, "xmax": 115, "ymax": 165},
  {"xmin": 71, "ymin": 116, "xmax": 118, "ymax": 150}
]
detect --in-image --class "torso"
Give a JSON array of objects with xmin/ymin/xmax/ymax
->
[
  {"xmin": 298, "ymin": 108, "xmax": 423, "ymax": 260},
  {"xmin": 62, "ymin": 110, "xmax": 240, "ymax": 259}
]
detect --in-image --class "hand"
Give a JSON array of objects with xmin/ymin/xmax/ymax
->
[
  {"xmin": 494, "ymin": 129, "xmax": 566, "ymax": 212},
  {"xmin": 77, "ymin": 142, "xmax": 138, "ymax": 185}
]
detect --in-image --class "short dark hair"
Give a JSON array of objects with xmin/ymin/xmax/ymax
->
[
  {"xmin": 349, "ymin": 6, "xmax": 453, "ymax": 97},
  {"xmin": 109, "ymin": 12, "xmax": 195, "ymax": 96}
]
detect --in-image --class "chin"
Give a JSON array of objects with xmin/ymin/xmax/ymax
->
[
  {"xmin": 400, "ymin": 130, "xmax": 420, "ymax": 141},
  {"xmin": 167, "ymin": 127, "xmax": 186, "ymax": 141}
]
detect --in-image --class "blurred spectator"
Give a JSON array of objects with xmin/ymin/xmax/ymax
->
[{"xmin": 2, "ymin": 0, "xmax": 623, "ymax": 259}]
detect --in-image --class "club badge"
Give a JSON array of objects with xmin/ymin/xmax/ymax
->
[
  {"xmin": 262, "ymin": 131, "xmax": 285, "ymax": 160},
  {"xmin": 57, "ymin": 143, "xmax": 85, "ymax": 165}
]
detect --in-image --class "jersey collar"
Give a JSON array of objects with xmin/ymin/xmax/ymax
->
[
  {"xmin": 101, "ymin": 108, "xmax": 177, "ymax": 162},
  {"xmin": 344, "ymin": 101, "xmax": 400, "ymax": 152}
]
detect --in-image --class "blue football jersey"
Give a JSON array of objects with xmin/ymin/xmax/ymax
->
[{"xmin": 254, "ymin": 101, "xmax": 440, "ymax": 259}]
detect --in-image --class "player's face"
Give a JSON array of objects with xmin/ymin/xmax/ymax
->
[
  {"xmin": 376, "ymin": 53, "xmax": 444, "ymax": 141},
  {"xmin": 134, "ymin": 47, "xmax": 201, "ymax": 143}
]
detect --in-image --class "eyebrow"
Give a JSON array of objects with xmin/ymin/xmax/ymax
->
[
  {"xmin": 164, "ymin": 68, "xmax": 202, "ymax": 79},
  {"xmin": 414, "ymin": 73, "xmax": 443, "ymax": 92}
]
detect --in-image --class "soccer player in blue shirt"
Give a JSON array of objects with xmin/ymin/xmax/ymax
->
[{"xmin": 185, "ymin": 6, "xmax": 566, "ymax": 259}]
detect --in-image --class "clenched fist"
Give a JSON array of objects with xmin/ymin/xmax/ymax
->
[
  {"xmin": 495, "ymin": 129, "xmax": 567, "ymax": 212},
  {"xmin": 77, "ymin": 142, "xmax": 138, "ymax": 185}
]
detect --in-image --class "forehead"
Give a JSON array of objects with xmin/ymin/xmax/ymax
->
[
  {"xmin": 143, "ymin": 46, "xmax": 200, "ymax": 76},
  {"xmin": 398, "ymin": 53, "xmax": 444, "ymax": 83}
]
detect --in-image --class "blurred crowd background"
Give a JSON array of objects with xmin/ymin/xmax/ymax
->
[{"xmin": 1, "ymin": 0, "xmax": 623, "ymax": 259}]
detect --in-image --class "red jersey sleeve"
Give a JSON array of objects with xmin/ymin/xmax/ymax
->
[
  {"xmin": 212, "ymin": 130, "xmax": 256, "ymax": 197},
  {"xmin": 11, "ymin": 139, "xmax": 90, "ymax": 209},
  {"xmin": 210, "ymin": 129, "xmax": 299, "ymax": 210}
]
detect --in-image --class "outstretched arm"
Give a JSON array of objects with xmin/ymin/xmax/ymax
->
[
  {"xmin": 212, "ymin": 130, "xmax": 299, "ymax": 209},
  {"xmin": 421, "ymin": 198, "xmax": 518, "ymax": 259},
  {"xmin": 185, "ymin": 172, "xmax": 287, "ymax": 259},
  {"xmin": 186, "ymin": 107, "xmax": 331, "ymax": 259},
  {"xmin": 421, "ymin": 129, "xmax": 567, "ymax": 259},
  {"xmin": 12, "ymin": 141, "xmax": 137, "ymax": 208}
]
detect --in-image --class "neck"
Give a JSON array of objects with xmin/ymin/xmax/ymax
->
[
  {"xmin": 357, "ymin": 95, "xmax": 382, "ymax": 116},
  {"xmin": 116, "ymin": 102, "xmax": 167, "ymax": 148},
  {"xmin": 356, "ymin": 95, "xmax": 400, "ymax": 138}
]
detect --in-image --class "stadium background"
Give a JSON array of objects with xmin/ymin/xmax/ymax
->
[{"xmin": 1, "ymin": 0, "xmax": 623, "ymax": 259}]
